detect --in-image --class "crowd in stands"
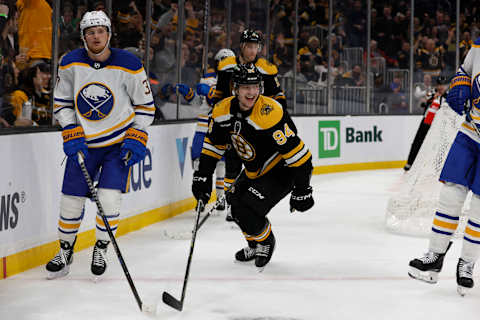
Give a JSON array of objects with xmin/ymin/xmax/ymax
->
[{"xmin": 0, "ymin": 0, "xmax": 478, "ymax": 127}]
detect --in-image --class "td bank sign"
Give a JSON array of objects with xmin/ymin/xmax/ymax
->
[{"xmin": 318, "ymin": 120, "xmax": 383, "ymax": 158}]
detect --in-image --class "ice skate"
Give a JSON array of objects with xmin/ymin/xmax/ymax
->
[
  {"xmin": 91, "ymin": 240, "xmax": 109, "ymax": 281},
  {"xmin": 456, "ymin": 258, "xmax": 474, "ymax": 297},
  {"xmin": 408, "ymin": 242, "xmax": 451, "ymax": 284},
  {"xmin": 235, "ymin": 241, "xmax": 256, "ymax": 262},
  {"xmin": 46, "ymin": 238, "xmax": 76, "ymax": 280},
  {"xmin": 255, "ymin": 232, "xmax": 276, "ymax": 272}
]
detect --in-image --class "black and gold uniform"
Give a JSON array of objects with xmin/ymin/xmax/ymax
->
[{"xmin": 192, "ymin": 64, "xmax": 314, "ymax": 269}]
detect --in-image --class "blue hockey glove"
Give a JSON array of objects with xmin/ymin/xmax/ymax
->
[
  {"xmin": 446, "ymin": 74, "xmax": 471, "ymax": 115},
  {"xmin": 62, "ymin": 124, "xmax": 88, "ymax": 159},
  {"xmin": 175, "ymin": 83, "xmax": 195, "ymax": 102},
  {"xmin": 196, "ymin": 83, "xmax": 211, "ymax": 96},
  {"xmin": 289, "ymin": 186, "xmax": 314, "ymax": 213},
  {"xmin": 120, "ymin": 127, "xmax": 148, "ymax": 166},
  {"xmin": 192, "ymin": 171, "xmax": 212, "ymax": 204}
]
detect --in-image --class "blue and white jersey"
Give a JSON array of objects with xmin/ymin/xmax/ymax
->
[
  {"xmin": 191, "ymin": 72, "xmax": 217, "ymax": 160},
  {"xmin": 458, "ymin": 38, "xmax": 480, "ymax": 143},
  {"xmin": 54, "ymin": 48, "xmax": 155, "ymax": 148}
]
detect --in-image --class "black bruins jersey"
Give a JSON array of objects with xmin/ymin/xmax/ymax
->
[
  {"xmin": 199, "ymin": 95, "xmax": 312, "ymax": 183},
  {"xmin": 213, "ymin": 56, "xmax": 287, "ymax": 109}
]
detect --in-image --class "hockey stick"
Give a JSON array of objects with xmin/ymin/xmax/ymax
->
[
  {"xmin": 77, "ymin": 153, "xmax": 144, "ymax": 312},
  {"xmin": 197, "ymin": 194, "xmax": 225, "ymax": 230},
  {"xmin": 162, "ymin": 200, "xmax": 204, "ymax": 311}
]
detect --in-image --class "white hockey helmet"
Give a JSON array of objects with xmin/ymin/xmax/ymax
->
[
  {"xmin": 214, "ymin": 48, "xmax": 235, "ymax": 63},
  {"xmin": 80, "ymin": 11, "xmax": 112, "ymax": 56}
]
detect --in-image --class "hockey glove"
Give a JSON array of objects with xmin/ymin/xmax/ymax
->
[
  {"xmin": 192, "ymin": 171, "xmax": 212, "ymax": 204},
  {"xmin": 120, "ymin": 127, "xmax": 148, "ymax": 166},
  {"xmin": 446, "ymin": 74, "xmax": 471, "ymax": 115},
  {"xmin": 196, "ymin": 83, "xmax": 211, "ymax": 96},
  {"xmin": 290, "ymin": 186, "xmax": 314, "ymax": 213},
  {"xmin": 175, "ymin": 83, "xmax": 195, "ymax": 102},
  {"xmin": 62, "ymin": 124, "xmax": 88, "ymax": 159}
]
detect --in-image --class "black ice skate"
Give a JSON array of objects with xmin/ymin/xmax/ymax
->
[
  {"xmin": 456, "ymin": 258, "xmax": 475, "ymax": 297},
  {"xmin": 216, "ymin": 196, "xmax": 226, "ymax": 211},
  {"xmin": 46, "ymin": 238, "xmax": 76, "ymax": 280},
  {"xmin": 235, "ymin": 241, "xmax": 256, "ymax": 262},
  {"xmin": 91, "ymin": 240, "xmax": 109, "ymax": 279},
  {"xmin": 408, "ymin": 242, "xmax": 452, "ymax": 284},
  {"xmin": 255, "ymin": 232, "xmax": 276, "ymax": 272}
]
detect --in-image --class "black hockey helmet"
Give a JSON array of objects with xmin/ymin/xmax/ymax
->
[
  {"xmin": 232, "ymin": 64, "xmax": 262, "ymax": 87},
  {"xmin": 240, "ymin": 29, "xmax": 262, "ymax": 44}
]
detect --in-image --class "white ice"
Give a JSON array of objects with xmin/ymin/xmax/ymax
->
[{"xmin": 1, "ymin": 169, "xmax": 478, "ymax": 320}]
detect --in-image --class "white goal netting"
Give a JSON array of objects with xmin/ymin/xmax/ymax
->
[{"xmin": 385, "ymin": 105, "xmax": 470, "ymax": 237}]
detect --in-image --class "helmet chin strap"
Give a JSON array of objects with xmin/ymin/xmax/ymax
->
[{"xmin": 82, "ymin": 32, "xmax": 111, "ymax": 58}]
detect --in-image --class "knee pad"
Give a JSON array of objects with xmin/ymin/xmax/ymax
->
[
  {"xmin": 96, "ymin": 188, "xmax": 121, "ymax": 240},
  {"xmin": 437, "ymin": 182, "xmax": 468, "ymax": 217},
  {"xmin": 58, "ymin": 194, "xmax": 86, "ymax": 243}
]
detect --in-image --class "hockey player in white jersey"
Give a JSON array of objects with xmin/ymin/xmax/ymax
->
[
  {"xmin": 46, "ymin": 11, "xmax": 155, "ymax": 279},
  {"xmin": 408, "ymin": 38, "xmax": 480, "ymax": 296},
  {"xmin": 191, "ymin": 48, "xmax": 235, "ymax": 216}
]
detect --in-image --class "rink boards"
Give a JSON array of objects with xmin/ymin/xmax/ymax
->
[{"xmin": 0, "ymin": 115, "xmax": 420, "ymax": 278}]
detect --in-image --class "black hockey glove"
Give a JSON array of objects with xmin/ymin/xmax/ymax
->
[
  {"xmin": 289, "ymin": 186, "xmax": 314, "ymax": 213},
  {"xmin": 192, "ymin": 171, "xmax": 212, "ymax": 204}
]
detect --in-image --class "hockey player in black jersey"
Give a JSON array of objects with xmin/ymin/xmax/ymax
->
[
  {"xmin": 192, "ymin": 64, "xmax": 314, "ymax": 271},
  {"xmin": 212, "ymin": 29, "xmax": 289, "ymax": 218}
]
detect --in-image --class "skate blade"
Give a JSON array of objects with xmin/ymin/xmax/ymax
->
[
  {"xmin": 91, "ymin": 273, "xmax": 106, "ymax": 283},
  {"xmin": 46, "ymin": 266, "xmax": 70, "ymax": 280},
  {"xmin": 457, "ymin": 285, "xmax": 471, "ymax": 297},
  {"xmin": 408, "ymin": 267, "xmax": 439, "ymax": 284}
]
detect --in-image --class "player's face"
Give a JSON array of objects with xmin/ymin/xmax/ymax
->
[
  {"xmin": 237, "ymin": 83, "xmax": 260, "ymax": 111},
  {"xmin": 84, "ymin": 26, "xmax": 109, "ymax": 54},
  {"xmin": 241, "ymin": 42, "xmax": 259, "ymax": 63}
]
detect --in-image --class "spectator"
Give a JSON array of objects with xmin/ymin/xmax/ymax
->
[
  {"xmin": 8, "ymin": 62, "xmax": 51, "ymax": 126},
  {"xmin": 396, "ymin": 41, "xmax": 410, "ymax": 69},
  {"xmin": 16, "ymin": 0, "xmax": 52, "ymax": 66},
  {"xmin": 341, "ymin": 64, "xmax": 365, "ymax": 87},
  {"xmin": 415, "ymin": 38, "xmax": 444, "ymax": 76},
  {"xmin": 389, "ymin": 75, "xmax": 408, "ymax": 113}
]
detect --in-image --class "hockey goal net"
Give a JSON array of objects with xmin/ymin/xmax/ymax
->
[{"xmin": 385, "ymin": 105, "xmax": 469, "ymax": 237}]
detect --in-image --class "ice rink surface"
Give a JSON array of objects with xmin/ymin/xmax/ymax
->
[{"xmin": 1, "ymin": 169, "xmax": 478, "ymax": 320}]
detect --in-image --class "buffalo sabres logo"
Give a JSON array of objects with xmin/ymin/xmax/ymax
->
[{"xmin": 76, "ymin": 82, "xmax": 114, "ymax": 121}]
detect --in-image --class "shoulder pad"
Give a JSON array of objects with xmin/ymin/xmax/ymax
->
[
  {"xmin": 474, "ymin": 37, "xmax": 480, "ymax": 46},
  {"xmin": 212, "ymin": 96, "xmax": 234, "ymax": 120},
  {"xmin": 255, "ymin": 58, "xmax": 278, "ymax": 75},
  {"xmin": 59, "ymin": 48, "xmax": 87, "ymax": 67},
  {"xmin": 108, "ymin": 48, "xmax": 143, "ymax": 72},
  {"xmin": 247, "ymin": 96, "xmax": 283, "ymax": 130},
  {"xmin": 218, "ymin": 56, "xmax": 237, "ymax": 71}
]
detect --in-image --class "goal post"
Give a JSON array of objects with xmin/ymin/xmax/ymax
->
[{"xmin": 385, "ymin": 104, "xmax": 469, "ymax": 237}]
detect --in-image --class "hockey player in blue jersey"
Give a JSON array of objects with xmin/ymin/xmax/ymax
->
[
  {"xmin": 408, "ymin": 39, "xmax": 480, "ymax": 296},
  {"xmin": 46, "ymin": 11, "xmax": 155, "ymax": 279},
  {"xmin": 191, "ymin": 48, "xmax": 236, "ymax": 216}
]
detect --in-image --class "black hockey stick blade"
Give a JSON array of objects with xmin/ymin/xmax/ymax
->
[{"xmin": 162, "ymin": 291, "xmax": 183, "ymax": 311}]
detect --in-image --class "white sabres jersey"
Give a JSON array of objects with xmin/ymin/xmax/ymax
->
[
  {"xmin": 53, "ymin": 48, "xmax": 155, "ymax": 148},
  {"xmin": 195, "ymin": 72, "xmax": 217, "ymax": 134},
  {"xmin": 458, "ymin": 38, "xmax": 480, "ymax": 143}
]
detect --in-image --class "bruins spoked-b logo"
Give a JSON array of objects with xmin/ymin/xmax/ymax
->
[
  {"xmin": 76, "ymin": 82, "xmax": 114, "ymax": 121},
  {"xmin": 231, "ymin": 133, "xmax": 255, "ymax": 161}
]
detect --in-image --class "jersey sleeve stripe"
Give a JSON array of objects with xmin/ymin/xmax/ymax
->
[
  {"xmin": 201, "ymin": 149, "xmax": 223, "ymax": 159},
  {"xmin": 202, "ymin": 142, "xmax": 226, "ymax": 156},
  {"xmin": 54, "ymin": 106, "xmax": 74, "ymax": 114},
  {"xmin": 133, "ymin": 100, "xmax": 155, "ymax": 106},
  {"xmin": 288, "ymin": 151, "xmax": 312, "ymax": 167},
  {"xmin": 85, "ymin": 113, "xmax": 135, "ymax": 139},
  {"xmin": 135, "ymin": 111, "xmax": 155, "ymax": 117},
  {"xmin": 284, "ymin": 144, "xmax": 308, "ymax": 165},
  {"xmin": 54, "ymin": 97, "xmax": 74, "ymax": 103},
  {"xmin": 283, "ymin": 141, "xmax": 305, "ymax": 159},
  {"xmin": 134, "ymin": 105, "xmax": 156, "ymax": 112}
]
